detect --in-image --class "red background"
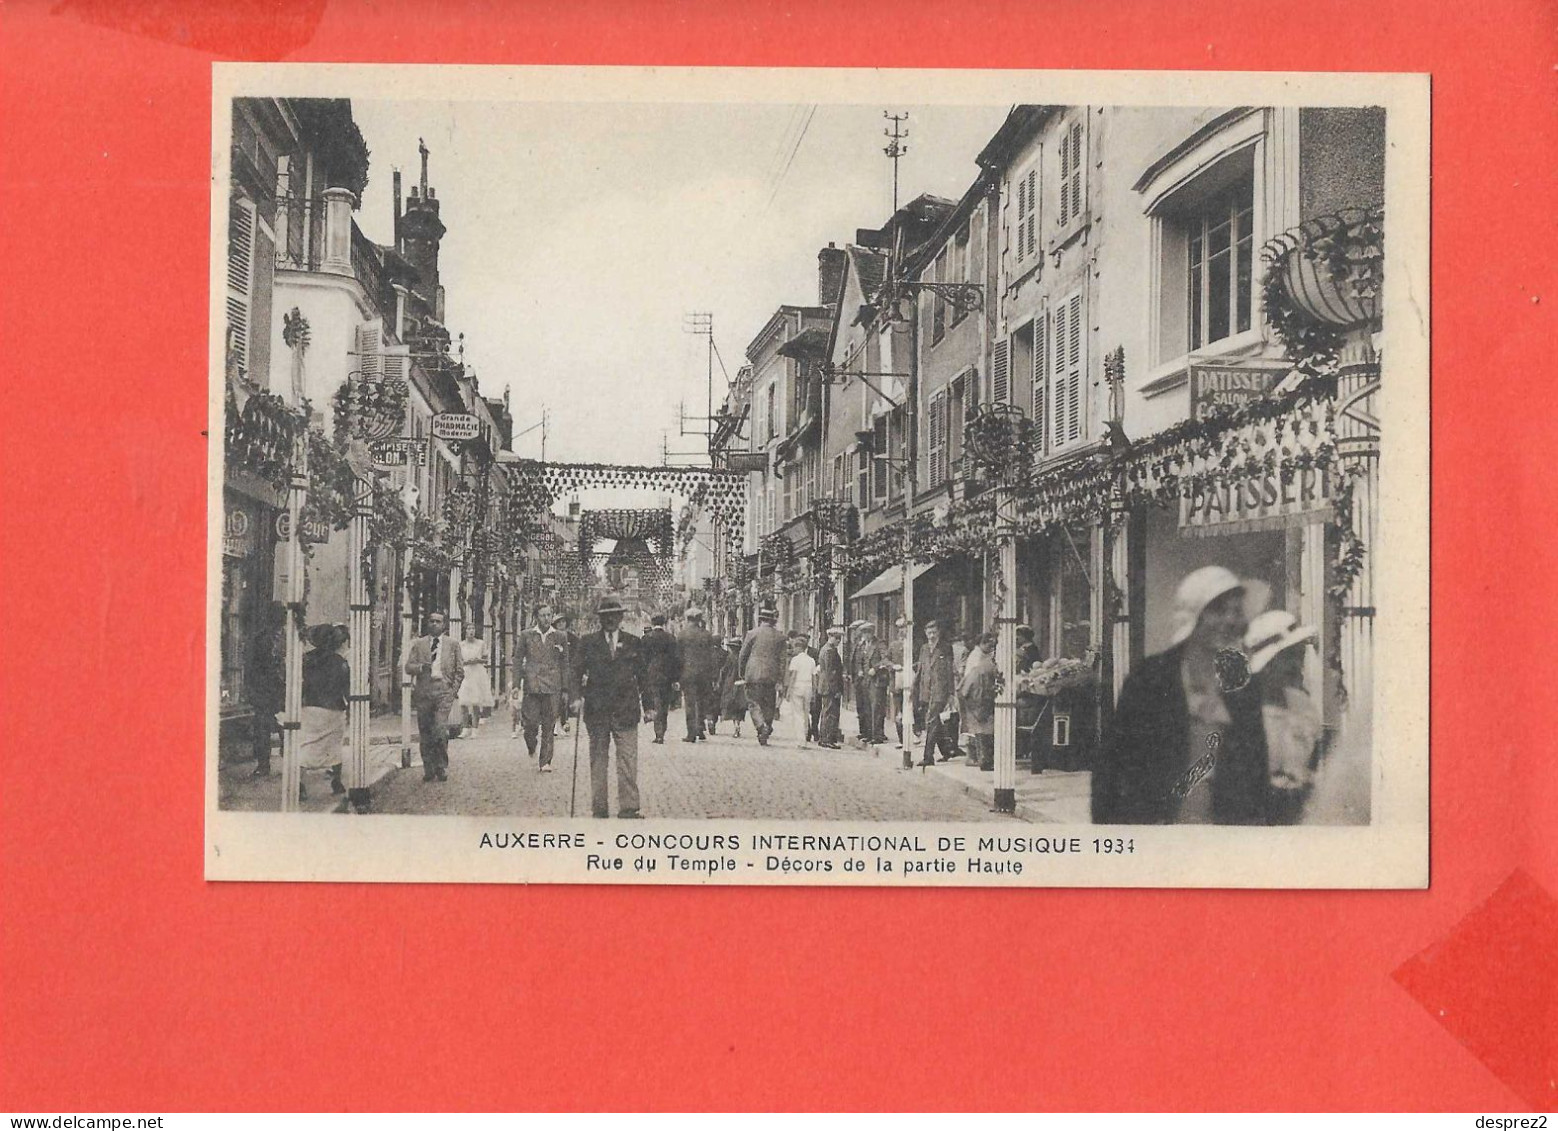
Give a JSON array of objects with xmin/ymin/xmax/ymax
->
[{"xmin": 1, "ymin": 0, "xmax": 1554, "ymax": 1113}]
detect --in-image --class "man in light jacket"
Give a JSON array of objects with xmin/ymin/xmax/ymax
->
[
  {"xmin": 514, "ymin": 605, "xmax": 565, "ymax": 771},
  {"xmin": 405, "ymin": 611, "xmax": 464, "ymax": 782},
  {"xmin": 737, "ymin": 606, "xmax": 787, "ymax": 746}
]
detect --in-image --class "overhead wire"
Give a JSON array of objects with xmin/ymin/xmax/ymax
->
[{"xmin": 763, "ymin": 104, "xmax": 817, "ymax": 213}]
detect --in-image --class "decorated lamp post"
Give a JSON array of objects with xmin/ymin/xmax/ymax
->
[
  {"xmin": 965, "ymin": 404, "xmax": 1032, "ymax": 813},
  {"xmin": 279, "ymin": 310, "xmax": 311, "ymax": 814},
  {"xmin": 337, "ymin": 356, "xmax": 408, "ymax": 812},
  {"xmin": 1261, "ymin": 206, "xmax": 1383, "ymax": 754}
]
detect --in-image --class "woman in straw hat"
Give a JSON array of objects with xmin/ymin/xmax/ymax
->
[
  {"xmin": 1092, "ymin": 566, "xmax": 1270, "ymax": 825},
  {"xmin": 1245, "ymin": 610, "xmax": 1323, "ymax": 825}
]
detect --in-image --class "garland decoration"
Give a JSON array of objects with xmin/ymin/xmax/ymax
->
[{"xmin": 225, "ymin": 389, "xmax": 304, "ymax": 490}]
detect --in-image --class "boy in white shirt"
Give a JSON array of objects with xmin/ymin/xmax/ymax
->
[{"xmin": 783, "ymin": 637, "xmax": 819, "ymax": 746}]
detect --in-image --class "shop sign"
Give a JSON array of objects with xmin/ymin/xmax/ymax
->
[
  {"xmin": 1180, "ymin": 465, "xmax": 1332, "ymax": 536},
  {"xmin": 1189, "ymin": 362, "xmax": 1287, "ymax": 420},
  {"xmin": 724, "ymin": 451, "xmax": 769, "ymax": 474},
  {"xmin": 371, "ymin": 438, "xmax": 428, "ymax": 467},
  {"xmin": 432, "ymin": 412, "xmax": 481, "ymax": 442},
  {"xmin": 275, "ymin": 511, "xmax": 332, "ymax": 544},
  {"xmin": 223, "ymin": 502, "xmax": 259, "ymax": 558}
]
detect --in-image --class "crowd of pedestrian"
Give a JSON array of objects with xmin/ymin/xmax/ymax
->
[{"xmin": 246, "ymin": 559, "xmax": 1342, "ymax": 828}]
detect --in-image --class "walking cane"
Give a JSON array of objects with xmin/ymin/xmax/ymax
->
[{"xmin": 568, "ymin": 705, "xmax": 582, "ymax": 818}]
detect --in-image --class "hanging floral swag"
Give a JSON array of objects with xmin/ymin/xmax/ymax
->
[{"xmin": 225, "ymin": 388, "xmax": 304, "ymax": 491}]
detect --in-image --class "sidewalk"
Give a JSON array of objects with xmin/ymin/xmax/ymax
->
[
  {"xmin": 217, "ymin": 711, "xmax": 436, "ymax": 814},
  {"xmin": 838, "ymin": 704, "xmax": 1092, "ymax": 824}
]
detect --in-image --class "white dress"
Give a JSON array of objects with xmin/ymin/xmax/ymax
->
[{"xmin": 457, "ymin": 638, "xmax": 495, "ymax": 708}]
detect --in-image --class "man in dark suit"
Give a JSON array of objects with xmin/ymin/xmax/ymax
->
[
  {"xmin": 639, "ymin": 614, "xmax": 682, "ymax": 744},
  {"xmin": 815, "ymin": 624, "xmax": 846, "ymax": 748},
  {"xmin": 851, "ymin": 622, "xmax": 888, "ymax": 744},
  {"xmin": 912, "ymin": 618, "xmax": 958, "ymax": 769},
  {"xmin": 737, "ymin": 605, "xmax": 786, "ymax": 746},
  {"xmin": 569, "ymin": 594, "xmax": 648, "ymax": 819},
  {"xmin": 676, "ymin": 606, "xmax": 722, "ymax": 743}
]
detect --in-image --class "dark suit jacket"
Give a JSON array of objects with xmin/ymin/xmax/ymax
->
[
  {"xmin": 640, "ymin": 628, "xmax": 682, "ymax": 691},
  {"xmin": 817, "ymin": 643, "xmax": 844, "ymax": 697},
  {"xmin": 568, "ymin": 629, "xmax": 647, "ymax": 729},
  {"xmin": 676, "ymin": 624, "xmax": 724, "ymax": 682},
  {"xmin": 913, "ymin": 640, "xmax": 956, "ymax": 714},
  {"xmin": 1091, "ymin": 644, "xmax": 1270, "ymax": 825}
]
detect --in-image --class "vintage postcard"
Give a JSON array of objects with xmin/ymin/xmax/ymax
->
[{"xmin": 207, "ymin": 64, "xmax": 1428, "ymax": 886}]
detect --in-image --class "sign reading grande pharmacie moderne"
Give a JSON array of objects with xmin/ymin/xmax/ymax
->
[
  {"xmin": 1180, "ymin": 464, "xmax": 1332, "ymax": 535},
  {"xmin": 431, "ymin": 412, "xmax": 480, "ymax": 442}
]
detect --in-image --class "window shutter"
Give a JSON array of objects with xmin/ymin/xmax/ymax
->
[
  {"xmin": 356, "ymin": 322, "xmax": 383, "ymax": 378},
  {"xmin": 1063, "ymin": 294, "xmax": 1084, "ymax": 444},
  {"xmin": 382, "ymin": 344, "xmax": 409, "ymax": 386},
  {"xmin": 1015, "ymin": 174, "xmax": 1028, "ymax": 263},
  {"xmin": 1023, "ymin": 168, "xmax": 1037, "ymax": 260},
  {"xmin": 1032, "ymin": 312, "xmax": 1047, "ymax": 450},
  {"xmin": 226, "ymin": 199, "xmax": 256, "ymax": 377},
  {"xmin": 992, "ymin": 337, "xmax": 1010, "ymax": 405},
  {"xmin": 927, "ymin": 390, "xmax": 946, "ymax": 487},
  {"xmin": 964, "ymin": 367, "xmax": 980, "ymax": 421},
  {"xmin": 1069, "ymin": 122, "xmax": 1085, "ymax": 223},
  {"xmin": 1058, "ymin": 136, "xmax": 1071, "ymax": 228}
]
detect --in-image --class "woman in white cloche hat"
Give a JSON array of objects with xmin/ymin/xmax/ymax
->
[{"xmin": 1092, "ymin": 565, "xmax": 1271, "ymax": 825}]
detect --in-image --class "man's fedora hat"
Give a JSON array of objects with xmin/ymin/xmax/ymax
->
[{"xmin": 597, "ymin": 595, "xmax": 626, "ymax": 615}]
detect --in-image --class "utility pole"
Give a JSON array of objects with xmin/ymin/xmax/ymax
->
[
  {"xmin": 682, "ymin": 312, "xmax": 715, "ymax": 459},
  {"xmin": 883, "ymin": 112, "xmax": 909, "ymax": 218},
  {"xmin": 883, "ymin": 111, "xmax": 915, "ymax": 770}
]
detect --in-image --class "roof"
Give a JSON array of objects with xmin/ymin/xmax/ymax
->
[
  {"xmin": 775, "ymin": 327, "xmax": 830, "ymax": 363},
  {"xmin": 977, "ymin": 104, "xmax": 1057, "ymax": 172},
  {"xmin": 848, "ymin": 246, "xmax": 887, "ymax": 301}
]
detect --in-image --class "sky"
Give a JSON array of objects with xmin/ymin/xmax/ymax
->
[{"xmin": 348, "ymin": 99, "xmax": 1012, "ymax": 468}]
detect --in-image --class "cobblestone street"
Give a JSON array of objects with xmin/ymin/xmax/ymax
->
[{"xmin": 369, "ymin": 709, "xmax": 1020, "ymax": 821}]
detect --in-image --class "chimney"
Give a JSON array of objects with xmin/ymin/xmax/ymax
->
[
  {"xmin": 392, "ymin": 168, "xmax": 402, "ymax": 247},
  {"xmin": 817, "ymin": 242, "xmax": 846, "ymax": 307}
]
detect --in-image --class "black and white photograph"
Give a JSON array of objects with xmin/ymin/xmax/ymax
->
[{"xmin": 207, "ymin": 65, "xmax": 1428, "ymax": 886}]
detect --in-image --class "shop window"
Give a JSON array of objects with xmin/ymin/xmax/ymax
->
[{"xmin": 1051, "ymin": 525, "xmax": 1093, "ymax": 661}]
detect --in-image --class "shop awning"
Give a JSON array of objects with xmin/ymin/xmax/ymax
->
[{"xmin": 850, "ymin": 561, "xmax": 935, "ymax": 601}]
